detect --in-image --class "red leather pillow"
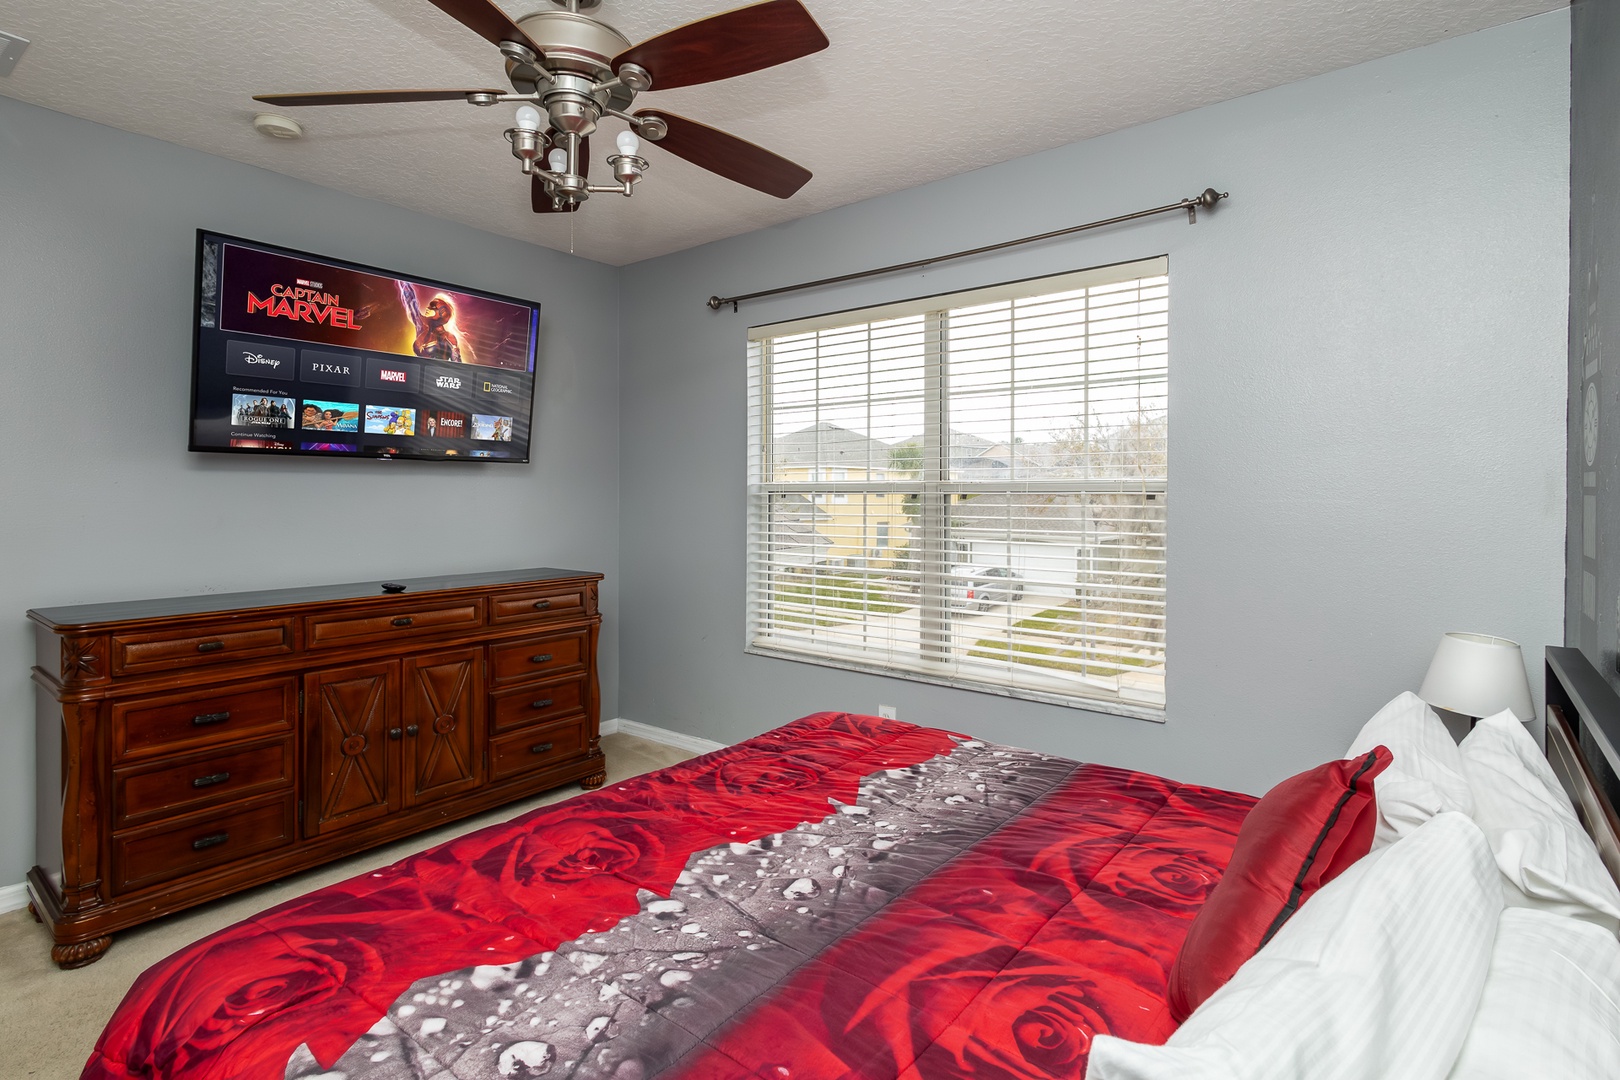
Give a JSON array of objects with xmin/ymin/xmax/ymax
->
[{"xmin": 1167, "ymin": 745, "xmax": 1391, "ymax": 1022}]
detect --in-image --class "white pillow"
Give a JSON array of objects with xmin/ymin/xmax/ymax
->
[
  {"xmin": 1445, "ymin": 906, "xmax": 1620, "ymax": 1079},
  {"xmin": 1088, "ymin": 812, "xmax": 1501, "ymax": 1080},
  {"xmin": 1458, "ymin": 709, "xmax": 1620, "ymax": 934},
  {"xmin": 1347, "ymin": 691, "xmax": 1474, "ymax": 848}
]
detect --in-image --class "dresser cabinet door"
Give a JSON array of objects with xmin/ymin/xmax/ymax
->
[
  {"xmin": 402, "ymin": 647, "xmax": 485, "ymax": 808},
  {"xmin": 305, "ymin": 661, "xmax": 399, "ymax": 837}
]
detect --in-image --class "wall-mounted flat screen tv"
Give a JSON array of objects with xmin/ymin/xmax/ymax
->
[{"xmin": 189, "ymin": 231, "xmax": 540, "ymax": 462}]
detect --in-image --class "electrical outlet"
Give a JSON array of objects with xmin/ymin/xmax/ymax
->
[{"xmin": 877, "ymin": 704, "xmax": 897, "ymax": 720}]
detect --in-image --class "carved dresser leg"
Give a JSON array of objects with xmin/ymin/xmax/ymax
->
[
  {"xmin": 27, "ymin": 901, "xmax": 41, "ymax": 923},
  {"xmin": 52, "ymin": 935, "xmax": 113, "ymax": 969},
  {"xmin": 580, "ymin": 771, "xmax": 607, "ymax": 789}
]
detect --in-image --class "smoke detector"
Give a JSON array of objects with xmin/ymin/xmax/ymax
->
[{"xmin": 252, "ymin": 113, "xmax": 303, "ymax": 140}]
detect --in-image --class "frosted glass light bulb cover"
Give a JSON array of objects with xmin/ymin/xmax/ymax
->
[
  {"xmin": 514, "ymin": 105, "xmax": 542, "ymax": 132},
  {"xmin": 548, "ymin": 148, "xmax": 568, "ymax": 171},
  {"xmin": 616, "ymin": 130, "xmax": 640, "ymax": 156}
]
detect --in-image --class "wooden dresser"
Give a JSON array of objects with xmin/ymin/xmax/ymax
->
[{"xmin": 27, "ymin": 568, "xmax": 604, "ymax": 969}]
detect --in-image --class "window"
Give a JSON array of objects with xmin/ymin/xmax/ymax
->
[{"xmin": 747, "ymin": 258, "xmax": 1167, "ymax": 717}]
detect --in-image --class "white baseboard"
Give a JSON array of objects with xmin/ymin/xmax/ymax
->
[
  {"xmin": 0, "ymin": 881, "xmax": 31, "ymax": 915},
  {"xmin": 601, "ymin": 718, "xmax": 727, "ymax": 755}
]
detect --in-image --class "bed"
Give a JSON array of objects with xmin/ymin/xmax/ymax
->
[{"xmin": 81, "ymin": 649, "xmax": 1620, "ymax": 1080}]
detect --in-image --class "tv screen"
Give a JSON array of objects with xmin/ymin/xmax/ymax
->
[{"xmin": 189, "ymin": 231, "xmax": 540, "ymax": 462}]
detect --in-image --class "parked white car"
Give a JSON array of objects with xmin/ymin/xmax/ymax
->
[{"xmin": 948, "ymin": 565, "xmax": 1025, "ymax": 611}]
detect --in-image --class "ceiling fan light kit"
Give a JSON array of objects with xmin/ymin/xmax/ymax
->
[{"xmin": 254, "ymin": 0, "xmax": 828, "ymax": 215}]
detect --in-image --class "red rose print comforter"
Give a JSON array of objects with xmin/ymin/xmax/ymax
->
[{"xmin": 85, "ymin": 713, "xmax": 1254, "ymax": 1080}]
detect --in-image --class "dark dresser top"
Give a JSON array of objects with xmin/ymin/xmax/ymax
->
[{"xmin": 29, "ymin": 567, "xmax": 600, "ymax": 629}]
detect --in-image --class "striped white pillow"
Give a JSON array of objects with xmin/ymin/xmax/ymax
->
[
  {"xmin": 1088, "ymin": 812, "xmax": 1501, "ymax": 1080},
  {"xmin": 1458, "ymin": 709, "xmax": 1620, "ymax": 934},
  {"xmin": 1347, "ymin": 692, "xmax": 1474, "ymax": 848},
  {"xmin": 1445, "ymin": 906, "xmax": 1620, "ymax": 1079}
]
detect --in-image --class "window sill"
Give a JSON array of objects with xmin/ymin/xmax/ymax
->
[{"xmin": 744, "ymin": 642, "xmax": 1167, "ymax": 724}]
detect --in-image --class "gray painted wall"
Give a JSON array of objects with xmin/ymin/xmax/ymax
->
[
  {"xmin": 0, "ymin": 96, "xmax": 620, "ymax": 888},
  {"xmin": 1568, "ymin": 0, "xmax": 1620, "ymax": 681},
  {"xmin": 617, "ymin": 12, "xmax": 1571, "ymax": 796}
]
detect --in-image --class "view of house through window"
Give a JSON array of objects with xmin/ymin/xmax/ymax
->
[{"xmin": 746, "ymin": 258, "xmax": 1168, "ymax": 716}]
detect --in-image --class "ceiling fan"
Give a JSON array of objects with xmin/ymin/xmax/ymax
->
[{"xmin": 255, "ymin": 0, "xmax": 828, "ymax": 214}]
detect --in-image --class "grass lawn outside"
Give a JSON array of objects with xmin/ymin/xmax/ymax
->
[
  {"xmin": 968, "ymin": 604, "xmax": 1163, "ymax": 677},
  {"xmin": 770, "ymin": 569, "xmax": 911, "ymax": 626}
]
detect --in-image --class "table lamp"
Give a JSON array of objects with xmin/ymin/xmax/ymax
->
[{"xmin": 1417, "ymin": 632, "xmax": 1535, "ymax": 726}]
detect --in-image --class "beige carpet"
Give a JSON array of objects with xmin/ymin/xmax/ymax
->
[{"xmin": 0, "ymin": 732, "xmax": 696, "ymax": 1080}]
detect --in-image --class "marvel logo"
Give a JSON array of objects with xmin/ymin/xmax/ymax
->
[
  {"xmin": 379, "ymin": 369, "xmax": 407, "ymax": 384},
  {"xmin": 435, "ymin": 375, "xmax": 462, "ymax": 390}
]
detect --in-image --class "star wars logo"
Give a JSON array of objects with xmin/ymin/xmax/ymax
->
[{"xmin": 435, "ymin": 375, "xmax": 463, "ymax": 390}]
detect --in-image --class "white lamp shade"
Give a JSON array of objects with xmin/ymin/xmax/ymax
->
[{"xmin": 1418, "ymin": 632, "xmax": 1535, "ymax": 721}]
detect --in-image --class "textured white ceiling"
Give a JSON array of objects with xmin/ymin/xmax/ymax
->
[{"xmin": 0, "ymin": 0, "xmax": 1563, "ymax": 265}]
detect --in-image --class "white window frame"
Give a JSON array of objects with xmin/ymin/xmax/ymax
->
[{"xmin": 745, "ymin": 258, "xmax": 1168, "ymax": 720}]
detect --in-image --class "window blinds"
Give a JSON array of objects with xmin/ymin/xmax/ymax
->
[{"xmin": 746, "ymin": 257, "xmax": 1168, "ymax": 717}]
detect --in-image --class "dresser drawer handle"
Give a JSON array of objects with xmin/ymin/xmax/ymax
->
[
  {"xmin": 531, "ymin": 699, "xmax": 554, "ymax": 709},
  {"xmin": 196, "ymin": 641, "xmax": 225, "ymax": 653},
  {"xmin": 531, "ymin": 654, "xmax": 553, "ymax": 664},
  {"xmin": 388, "ymin": 727, "xmax": 403, "ymax": 740},
  {"xmin": 192, "ymin": 832, "xmax": 228, "ymax": 851},
  {"xmin": 530, "ymin": 742, "xmax": 554, "ymax": 754},
  {"xmin": 533, "ymin": 600, "xmax": 552, "ymax": 611},
  {"xmin": 405, "ymin": 724, "xmax": 419, "ymax": 737},
  {"xmin": 192, "ymin": 711, "xmax": 231, "ymax": 727},
  {"xmin": 191, "ymin": 772, "xmax": 230, "ymax": 789},
  {"xmin": 391, "ymin": 617, "xmax": 414, "ymax": 627}
]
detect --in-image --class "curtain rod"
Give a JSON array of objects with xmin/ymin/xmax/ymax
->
[{"xmin": 706, "ymin": 187, "xmax": 1228, "ymax": 312}]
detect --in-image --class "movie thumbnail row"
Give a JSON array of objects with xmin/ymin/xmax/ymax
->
[
  {"xmin": 231, "ymin": 394, "xmax": 513, "ymax": 441},
  {"xmin": 228, "ymin": 437, "xmax": 511, "ymax": 458}
]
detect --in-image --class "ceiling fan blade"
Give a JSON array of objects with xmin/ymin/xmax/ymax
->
[
  {"xmin": 253, "ymin": 89, "xmax": 501, "ymax": 107},
  {"xmin": 637, "ymin": 111, "xmax": 810, "ymax": 198},
  {"xmin": 423, "ymin": 0, "xmax": 544, "ymax": 55},
  {"xmin": 613, "ymin": 0, "xmax": 828, "ymax": 91},
  {"xmin": 531, "ymin": 136, "xmax": 589, "ymax": 213}
]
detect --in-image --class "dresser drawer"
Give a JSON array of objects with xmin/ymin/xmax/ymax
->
[
  {"xmin": 490, "ymin": 677, "xmax": 587, "ymax": 734},
  {"xmin": 112, "ymin": 793, "xmax": 296, "ymax": 894},
  {"xmin": 111, "ymin": 618, "xmax": 294, "ymax": 676},
  {"xmin": 305, "ymin": 600, "xmax": 484, "ymax": 649},
  {"xmin": 490, "ymin": 631, "xmax": 588, "ymax": 686},
  {"xmin": 113, "ymin": 737, "xmax": 295, "ymax": 828},
  {"xmin": 489, "ymin": 716, "xmax": 590, "ymax": 782},
  {"xmin": 489, "ymin": 586, "xmax": 588, "ymax": 627},
  {"xmin": 114, "ymin": 679, "xmax": 296, "ymax": 762}
]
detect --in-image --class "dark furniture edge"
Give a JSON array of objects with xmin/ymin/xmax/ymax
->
[
  {"xmin": 1544, "ymin": 646, "xmax": 1620, "ymax": 888},
  {"xmin": 29, "ymin": 567, "xmax": 602, "ymax": 629}
]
